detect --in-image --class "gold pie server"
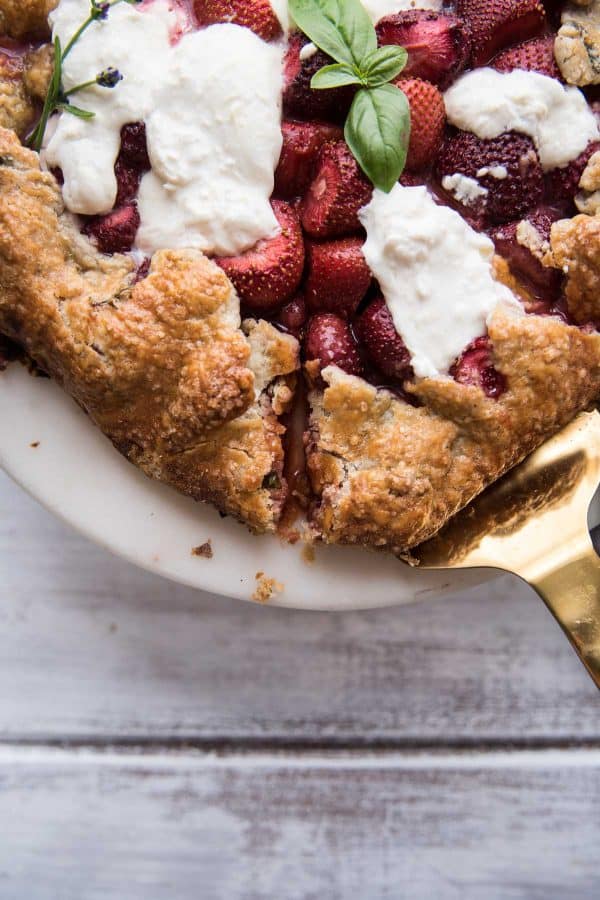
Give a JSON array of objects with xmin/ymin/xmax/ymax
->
[{"xmin": 413, "ymin": 408, "xmax": 600, "ymax": 689}]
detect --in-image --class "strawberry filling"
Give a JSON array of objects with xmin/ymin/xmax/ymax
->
[{"xmin": 67, "ymin": 0, "xmax": 599, "ymax": 408}]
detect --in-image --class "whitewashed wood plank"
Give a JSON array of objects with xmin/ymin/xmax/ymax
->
[
  {"xmin": 0, "ymin": 746, "xmax": 598, "ymax": 900},
  {"xmin": 0, "ymin": 472, "xmax": 598, "ymax": 742}
]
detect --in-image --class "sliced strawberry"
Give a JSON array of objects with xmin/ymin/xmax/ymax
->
[
  {"xmin": 274, "ymin": 294, "xmax": 307, "ymax": 339},
  {"xmin": 217, "ymin": 200, "xmax": 304, "ymax": 313},
  {"xmin": 301, "ymin": 142, "xmax": 372, "ymax": 239},
  {"xmin": 283, "ymin": 33, "xmax": 354, "ymax": 123},
  {"xmin": 355, "ymin": 297, "xmax": 413, "ymax": 382},
  {"xmin": 491, "ymin": 206, "xmax": 563, "ymax": 299},
  {"xmin": 114, "ymin": 123, "xmax": 151, "ymax": 207},
  {"xmin": 275, "ymin": 120, "xmax": 343, "ymax": 199},
  {"xmin": 82, "ymin": 204, "xmax": 140, "ymax": 255},
  {"xmin": 193, "ymin": 0, "xmax": 282, "ymax": 41},
  {"xmin": 119, "ymin": 122, "xmax": 151, "ymax": 171},
  {"xmin": 395, "ymin": 77, "xmax": 446, "ymax": 172},
  {"xmin": 456, "ymin": 0, "xmax": 546, "ymax": 67},
  {"xmin": 304, "ymin": 313, "xmax": 362, "ymax": 377},
  {"xmin": 545, "ymin": 140, "xmax": 600, "ymax": 205},
  {"xmin": 376, "ymin": 12, "xmax": 471, "ymax": 89},
  {"xmin": 491, "ymin": 35, "xmax": 561, "ymax": 79},
  {"xmin": 451, "ymin": 336, "xmax": 507, "ymax": 399},
  {"xmin": 114, "ymin": 158, "xmax": 142, "ymax": 207},
  {"xmin": 436, "ymin": 130, "xmax": 544, "ymax": 224},
  {"xmin": 305, "ymin": 238, "xmax": 372, "ymax": 319}
]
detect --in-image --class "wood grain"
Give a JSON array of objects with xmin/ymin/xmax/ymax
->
[
  {"xmin": 0, "ymin": 473, "xmax": 597, "ymax": 744},
  {"xmin": 0, "ymin": 745, "xmax": 599, "ymax": 900}
]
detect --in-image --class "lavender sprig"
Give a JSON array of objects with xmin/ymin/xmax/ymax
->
[{"xmin": 28, "ymin": 0, "xmax": 140, "ymax": 152}]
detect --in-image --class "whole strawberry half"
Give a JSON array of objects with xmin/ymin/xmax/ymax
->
[
  {"xmin": 304, "ymin": 313, "xmax": 362, "ymax": 377},
  {"xmin": 302, "ymin": 141, "xmax": 372, "ymax": 239},
  {"xmin": 283, "ymin": 33, "xmax": 355, "ymax": 123},
  {"xmin": 491, "ymin": 206, "xmax": 563, "ymax": 300},
  {"xmin": 193, "ymin": 0, "xmax": 282, "ymax": 41},
  {"xmin": 395, "ymin": 77, "xmax": 446, "ymax": 172},
  {"xmin": 217, "ymin": 200, "xmax": 304, "ymax": 313},
  {"xmin": 545, "ymin": 140, "xmax": 600, "ymax": 206},
  {"xmin": 275, "ymin": 120, "xmax": 343, "ymax": 200},
  {"xmin": 274, "ymin": 294, "xmax": 307, "ymax": 339},
  {"xmin": 491, "ymin": 35, "xmax": 561, "ymax": 79},
  {"xmin": 355, "ymin": 297, "xmax": 413, "ymax": 382},
  {"xmin": 305, "ymin": 238, "xmax": 372, "ymax": 319},
  {"xmin": 119, "ymin": 122, "xmax": 151, "ymax": 171},
  {"xmin": 456, "ymin": 0, "xmax": 546, "ymax": 66},
  {"xmin": 376, "ymin": 11, "xmax": 471, "ymax": 90},
  {"xmin": 450, "ymin": 336, "xmax": 507, "ymax": 399},
  {"xmin": 114, "ymin": 122, "xmax": 151, "ymax": 206},
  {"xmin": 82, "ymin": 204, "xmax": 140, "ymax": 255},
  {"xmin": 436, "ymin": 130, "xmax": 544, "ymax": 225}
]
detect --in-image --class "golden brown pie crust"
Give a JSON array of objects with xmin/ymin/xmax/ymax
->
[
  {"xmin": 1, "ymin": 3, "xmax": 600, "ymax": 553},
  {"xmin": 307, "ymin": 308, "xmax": 600, "ymax": 553},
  {"xmin": 0, "ymin": 129, "xmax": 298, "ymax": 531},
  {"xmin": 0, "ymin": 0, "xmax": 55, "ymax": 39}
]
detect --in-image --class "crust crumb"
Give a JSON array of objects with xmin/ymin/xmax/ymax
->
[
  {"xmin": 192, "ymin": 541, "xmax": 213, "ymax": 559},
  {"xmin": 29, "ymin": 441, "xmax": 40, "ymax": 448},
  {"xmin": 252, "ymin": 572, "xmax": 283, "ymax": 603},
  {"xmin": 555, "ymin": 0, "xmax": 600, "ymax": 86},
  {"xmin": 301, "ymin": 543, "xmax": 316, "ymax": 565}
]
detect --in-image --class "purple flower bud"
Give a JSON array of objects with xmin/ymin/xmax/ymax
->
[{"xmin": 96, "ymin": 67, "xmax": 123, "ymax": 88}]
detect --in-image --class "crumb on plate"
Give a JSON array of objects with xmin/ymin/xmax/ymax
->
[
  {"xmin": 192, "ymin": 540, "xmax": 213, "ymax": 559},
  {"xmin": 252, "ymin": 571, "xmax": 284, "ymax": 603}
]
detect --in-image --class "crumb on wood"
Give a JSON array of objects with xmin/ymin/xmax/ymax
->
[
  {"xmin": 252, "ymin": 572, "xmax": 284, "ymax": 603},
  {"xmin": 192, "ymin": 540, "xmax": 213, "ymax": 559},
  {"xmin": 29, "ymin": 441, "xmax": 40, "ymax": 449}
]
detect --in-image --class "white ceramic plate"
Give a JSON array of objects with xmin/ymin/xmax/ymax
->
[{"xmin": 0, "ymin": 364, "xmax": 489, "ymax": 609}]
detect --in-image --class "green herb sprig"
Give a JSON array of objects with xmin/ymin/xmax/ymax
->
[
  {"xmin": 289, "ymin": 0, "xmax": 411, "ymax": 192},
  {"xmin": 28, "ymin": 0, "xmax": 139, "ymax": 152}
]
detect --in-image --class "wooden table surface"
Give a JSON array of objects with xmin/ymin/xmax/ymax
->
[{"xmin": 1, "ymin": 471, "xmax": 598, "ymax": 899}]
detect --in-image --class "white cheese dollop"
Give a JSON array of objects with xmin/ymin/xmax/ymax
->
[
  {"xmin": 444, "ymin": 68, "xmax": 599, "ymax": 172},
  {"xmin": 46, "ymin": 0, "xmax": 283, "ymax": 257},
  {"xmin": 269, "ymin": 0, "xmax": 289, "ymax": 33},
  {"xmin": 359, "ymin": 185, "xmax": 519, "ymax": 379},
  {"xmin": 362, "ymin": 0, "xmax": 443, "ymax": 22},
  {"xmin": 441, "ymin": 173, "xmax": 488, "ymax": 206}
]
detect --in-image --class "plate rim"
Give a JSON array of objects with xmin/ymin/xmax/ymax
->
[{"xmin": 0, "ymin": 364, "xmax": 495, "ymax": 610}]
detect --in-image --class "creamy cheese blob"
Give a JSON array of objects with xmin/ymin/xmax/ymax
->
[
  {"xmin": 359, "ymin": 185, "xmax": 519, "ymax": 379},
  {"xmin": 444, "ymin": 68, "xmax": 599, "ymax": 171},
  {"xmin": 441, "ymin": 173, "xmax": 488, "ymax": 206},
  {"xmin": 46, "ymin": 0, "xmax": 283, "ymax": 257},
  {"xmin": 269, "ymin": 0, "xmax": 289, "ymax": 33},
  {"xmin": 362, "ymin": 0, "xmax": 443, "ymax": 21}
]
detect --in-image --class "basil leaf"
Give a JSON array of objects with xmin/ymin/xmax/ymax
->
[
  {"xmin": 311, "ymin": 63, "xmax": 362, "ymax": 90},
  {"xmin": 289, "ymin": 0, "xmax": 376, "ymax": 68},
  {"xmin": 344, "ymin": 84, "xmax": 410, "ymax": 193},
  {"xmin": 58, "ymin": 103, "xmax": 96, "ymax": 119},
  {"xmin": 361, "ymin": 46, "xmax": 408, "ymax": 88}
]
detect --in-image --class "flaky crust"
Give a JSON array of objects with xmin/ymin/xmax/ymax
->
[
  {"xmin": 548, "ymin": 214, "xmax": 600, "ymax": 324},
  {"xmin": 307, "ymin": 307, "xmax": 600, "ymax": 554},
  {"xmin": 0, "ymin": 128, "xmax": 298, "ymax": 531},
  {"xmin": 0, "ymin": 0, "xmax": 55, "ymax": 38},
  {"xmin": 0, "ymin": 43, "xmax": 53, "ymax": 138}
]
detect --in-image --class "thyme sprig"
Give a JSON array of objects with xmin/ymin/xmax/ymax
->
[{"xmin": 28, "ymin": 0, "xmax": 139, "ymax": 152}]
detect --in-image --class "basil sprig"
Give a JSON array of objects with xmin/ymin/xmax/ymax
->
[{"xmin": 289, "ymin": 0, "xmax": 411, "ymax": 192}]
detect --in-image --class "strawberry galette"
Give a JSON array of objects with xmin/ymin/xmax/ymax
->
[{"xmin": 0, "ymin": 0, "xmax": 599, "ymax": 554}]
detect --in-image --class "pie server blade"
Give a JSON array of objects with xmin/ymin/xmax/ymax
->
[{"xmin": 412, "ymin": 408, "xmax": 600, "ymax": 689}]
